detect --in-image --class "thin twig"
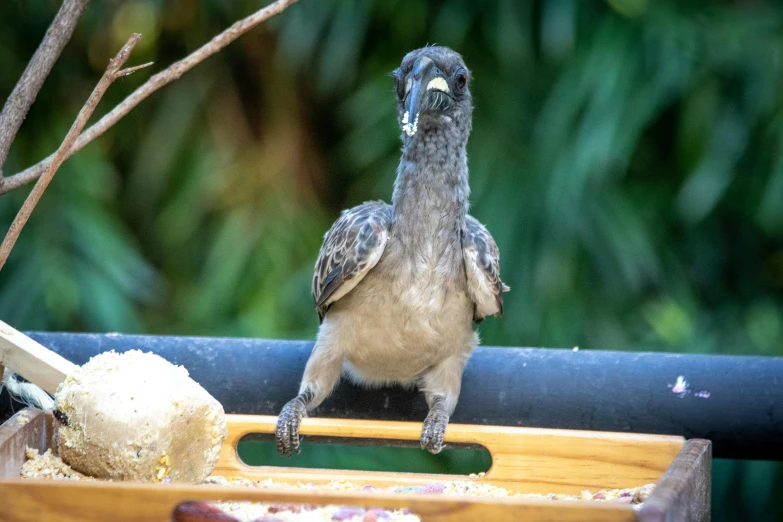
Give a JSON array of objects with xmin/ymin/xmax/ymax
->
[
  {"xmin": 0, "ymin": 0, "xmax": 90, "ymax": 184},
  {"xmin": 117, "ymin": 62, "xmax": 155, "ymax": 77},
  {"xmin": 0, "ymin": 0, "xmax": 302, "ymax": 196},
  {"xmin": 0, "ymin": 34, "xmax": 145, "ymax": 271}
]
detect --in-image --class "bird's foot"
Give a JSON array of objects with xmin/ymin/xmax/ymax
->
[
  {"xmin": 276, "ymin": 396, "xmax": 308, "ymax": 457},
  {"xmin": 421, "ymin": 406, "xmax": 449, "ymax": 454}
]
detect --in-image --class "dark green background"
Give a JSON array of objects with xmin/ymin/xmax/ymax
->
[{"xmin": 1, "ymin": 0, "xmax": 782, "ymax": 519}]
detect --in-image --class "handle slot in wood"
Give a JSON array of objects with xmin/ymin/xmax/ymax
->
[
  {"xmin": 236, "ymin": 433, "xmax": 493, "ymax": 476},
  {"xmin": 212, "ymin": 414, "xmax": 686, "ymax": 495}
]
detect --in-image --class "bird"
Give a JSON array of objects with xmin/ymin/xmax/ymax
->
[{"xmin": 275, "ymin": 46, "xmax": 509, "ymax": 457}]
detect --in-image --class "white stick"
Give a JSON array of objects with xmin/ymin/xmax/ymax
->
[{"xmin": 0, "ymin": 319, "xmax": 77, "ymax": 395}]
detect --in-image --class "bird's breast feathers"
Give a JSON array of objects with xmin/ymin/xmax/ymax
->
[{"xmin": 378, "ymin": 237, "xmax": 468, "ymax": 315}]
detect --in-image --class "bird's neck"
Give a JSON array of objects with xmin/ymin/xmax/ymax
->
[{"xmin": 391, "ymin": 127, "xmax": 469, "ymax": 247}]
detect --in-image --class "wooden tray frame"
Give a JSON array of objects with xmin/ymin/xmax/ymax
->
[{"xmin": 0, "ymin": 408, "xmax": 710, "ymax": 522}]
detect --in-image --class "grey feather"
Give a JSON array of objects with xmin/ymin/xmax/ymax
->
[
  {"xmin": 312, "ymin": 200, "xmax": 392, "ymax": 322},
  {"xmin": 462, "ymin": 215, "xmax": 510, "ymax": 323}
]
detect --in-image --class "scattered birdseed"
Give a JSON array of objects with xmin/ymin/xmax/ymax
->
[
  {"xmin": 208, "ymin": 501, "xmax": 418, "ymax": 522},
  {"xmin": 21, "ymin": 448, "xmax": 656, "ymax": 519},
  {"xmin": 155, "ymin": 451, "xmax": 172, "ymax": 483},
  {"xmin": 20, "ymin": 448, "xmax": 95, "ymax": 481}
]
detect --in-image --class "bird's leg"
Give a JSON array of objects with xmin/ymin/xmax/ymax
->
[
  {"xmin": 275, "ymin": 342, "xmax": 343, "ymax": 457},
  {"xmin": 275, "ymin": 388, "xmax": 313, "ymax": 457},
  {"xmin": 419, "ymin": 353, "xmax": 468, "ymax": 454},
  {"xmin": 421, "ymin": 395, "xmax": 451, "ymax": 454}
]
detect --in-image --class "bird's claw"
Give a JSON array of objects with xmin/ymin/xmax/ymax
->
[
  {"xmin": 276, "ymin": 398, "xmax": 307, "ymax": 457},
  {"xmin": 421, "ymin": 407, "xmax": 449, "ymax": 454}
]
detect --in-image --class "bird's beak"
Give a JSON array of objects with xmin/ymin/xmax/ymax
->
[
  {"xmin": 403, "ymin": 79, "xmax": 422, "ymax": 136},
  {"xmin": 402, "ymin": 56, "xmax": 450, "ymax": 137}
]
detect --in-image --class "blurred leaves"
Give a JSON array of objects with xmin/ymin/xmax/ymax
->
[
  {"xmin": 0, "ymin": 123, "xmax": 156, "ymax": 333},
  {"xmin": 0, "ymin": 0, "xmax": 780, "ymax": 372},
  {"xmin": 0, "ymin": 0, "xmax": 780, "ymax": 386},
  {"xmin": 1, "ymin": 1, "xmax": 782, "ymax": 518}
]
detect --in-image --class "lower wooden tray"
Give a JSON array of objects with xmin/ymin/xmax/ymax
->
[{"xmin": 0, "ymin": 408, "xmax": 710, "ymax": 522}]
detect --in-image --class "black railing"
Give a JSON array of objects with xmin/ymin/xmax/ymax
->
[{"xmin": 1, "ymin": 332, "xmax": 781, "ymax": 461}]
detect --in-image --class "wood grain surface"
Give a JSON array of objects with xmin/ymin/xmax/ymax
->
[
  {"xmin": 0, "ymin": 408, "xmax": 48, "ymax": 479},
  {"xmin": 0, "ymin": 408, "xmax": 708, "ymax": 522},
  {"xmin": 0, "ymin": 478, "xmax": 640, "ymax": 522},
  {"xmin": 637, "ymin": 439, "xmax": 712, "ymax": 522},
  {"xmin": 214, "ymin": 414, "xmax": 685, "ymax": 494}
]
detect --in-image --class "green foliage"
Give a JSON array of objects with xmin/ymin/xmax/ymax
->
[{"xmin": 1, "ymin": 0, "xmax": 781, "ymax": 519}]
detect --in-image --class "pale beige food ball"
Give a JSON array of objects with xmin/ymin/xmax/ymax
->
[{"xmin": 53, "ymin": 350, "xmax": 227, "ymax": 483}]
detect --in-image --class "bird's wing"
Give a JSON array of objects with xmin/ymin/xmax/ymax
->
[
  {"xmin": 313, "ymin": 200, "xmax": 393, "ymax": 322},
  {"xmin": 462, "ymin": 215, "xmax": 510, "ymax": 323}
]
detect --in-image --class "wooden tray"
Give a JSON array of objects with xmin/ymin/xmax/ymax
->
[{"xmin": 0, "ymin": 408, "xmax": 710, "ymax": 522}]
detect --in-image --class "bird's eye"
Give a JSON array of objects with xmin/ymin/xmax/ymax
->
[
  {"xmin": 453, "ymin": 68, "xmax": 468, "ymax": 93},
  {"xmin": 393, "ymin": 69, "xmax": 406, "ymax": 99}
]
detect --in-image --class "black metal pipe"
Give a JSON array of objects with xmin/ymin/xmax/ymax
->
[{"xmin": 1, "ymin": 332, "xmax": 781, "ymax": 461}]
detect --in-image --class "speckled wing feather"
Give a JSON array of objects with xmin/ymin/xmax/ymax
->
[
  {"xmin": 313, "ymin": 201, "xmax": 393, "ymax": 322},
  {"xmin": 462, "ymin": 215, "xmax": 510, "ymax": 323}
]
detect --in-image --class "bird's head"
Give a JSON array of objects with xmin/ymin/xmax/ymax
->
[{"xmin": 392, "ymin": 46, "xmax": 472, "ymax": 142}]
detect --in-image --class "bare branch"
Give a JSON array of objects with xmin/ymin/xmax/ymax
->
[
  {"xmin": 0, "ymin": 34, "xmax": 143, "ymax": 271},
  {"xmin": 0, "ymin": 0, "xmax": 302, "ymax": 196},
  {"xmin": 0, "ymin": 0, "xmax": 89, "ymax": 183},
  {"xmin": 117, "ymin": 62, "xmax": 155, "ymax": 77}
]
